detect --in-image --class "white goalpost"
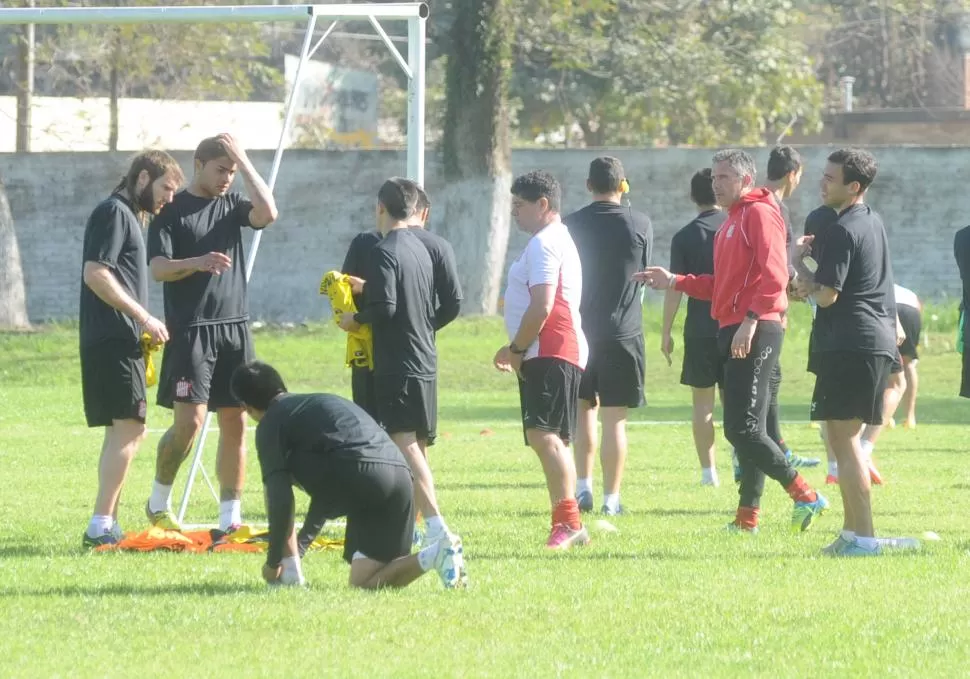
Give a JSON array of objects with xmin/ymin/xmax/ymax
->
[{"xmin": 0, "ymin": 3, "xmax": 428, "ymax": 525}]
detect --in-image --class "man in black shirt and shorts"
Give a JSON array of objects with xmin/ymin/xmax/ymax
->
[
  {"xmin": 795, "ymin": 148, "xmax": 917, "ymax": 557},
  {"xmin": 341, "ymin": 228, "xmax": 381, "ymax": 418},
  {"xmin": 565, "ymin": 157, "xmax": 652, "ymax": 515},
  {"xmin": 339, "ymin": 178, "xmax": 461, "ymax": 549},
  {"xmin": 956, "ymin": 226, "xmax": 970, "ymax": 399},
  {"xmin": 230, "ymin": 361, "xmax": 466, "ymax": 589},
  {"xmin": 147, "ymin": 134, "xmax": 279, "ymax": 533},
  {"xmin": 662, "ymin": 169, "xmax": 723, "ymax": 486},
  {"xmin": 79, "ymin": 150, "xmax": 183, "ymax": 547}
]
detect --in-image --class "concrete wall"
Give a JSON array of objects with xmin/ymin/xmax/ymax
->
[{"xmin": 3, "ymin": 146, "xmax": 968, "ymax": 323}]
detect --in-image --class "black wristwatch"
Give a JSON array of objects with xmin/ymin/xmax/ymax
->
[
  {"xmin": 745, "ymin": 311, "xmax": 759, "ymax": 321},
  {"xmin": 509, "ymin": 342, "xmax": 527, "ymax": 355}
]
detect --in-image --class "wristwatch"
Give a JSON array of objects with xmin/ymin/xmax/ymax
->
[
  {"xmin": 745, "ymin": 311, "xmax": 759, "ymax": 321},
  {"xmin": 509, "ymin": 342, "xmax": 527, "ymax": 355}
]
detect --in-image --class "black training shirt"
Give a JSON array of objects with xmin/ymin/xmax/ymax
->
[
  {"xmin": 669, "ymin": 209, "xmax": 722, "ymax": 338},
  {"xmin": 955, "ymin": 226, "xmax": 970, "ymax": 312},
  {"xmin": 256, "ymin": 392, "xmax": 409, "ymax": 565},
  {"xmin": 804, "ymin": 206, "xmax": 838, "ymax": 238},
  {"xmin": 79, "ymin": 194, "xmax": 148, "ymax": 348},
  {"xmin": 342, "ymin": 230, "xmax": 381, "ymax": 311},
  {"xmin": 811, "ymin": 203, "xmax": 897, "ymax": 359},
  {"xmin": 409, "ymin": 227, "xmax": 463, "ymax": 331},
  {"xmin": 564, "ymin": 201, "xmax": 652, "ymax": 343},
  {"xmin": 354, "ymin": 228, "xmax": 436, "ymax": 378},
  {"xmin": 147, "ymin": 190, "xmax": 257, "ymax": 329}
]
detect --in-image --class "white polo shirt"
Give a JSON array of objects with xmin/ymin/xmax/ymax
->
[{"xmin": 503, "ymin": 220, "xmax": 588, "ymax": 369}]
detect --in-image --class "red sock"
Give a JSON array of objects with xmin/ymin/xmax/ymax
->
[
  {"xmin": 735, "ymin": 506, "xmax": 759, "ymax": 529},
  {"xmin": 552, "ymin": 498, "xmax": 581, "ymax": 530},
  {"xmin": 786, "ymin": 475, "xmax": 818, "ymax": 504}
]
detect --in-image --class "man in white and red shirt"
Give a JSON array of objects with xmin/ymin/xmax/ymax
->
[
  {"xmin": 636, "ymin": 149, "xmax": 827, "ymax": 536},
  {"xmin": 495, "ymin": 170, "xmax": 589, "ymax": 550}
]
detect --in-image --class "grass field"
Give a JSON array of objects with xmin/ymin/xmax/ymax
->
[{"xmin": 1, "ymin": 303, "xmax": 968, "ymax": 678}]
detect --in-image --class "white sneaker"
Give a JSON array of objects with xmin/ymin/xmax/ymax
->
[
  {"xmin": 434, "ymin": 533, "xmax": 468, "ymax": 589},
  {"xmin": 421, "ymin": 524, "xmax": 447, "ymax": 550},
  {"xmin": 876, "ymin": 537, "xmax": 921, "ymax": 552}
]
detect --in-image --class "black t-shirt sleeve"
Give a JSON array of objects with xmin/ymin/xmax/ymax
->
[
  {"xmin": 641, "ymin": 215, "xmax": 653, "ymax": 269},
  {"xmin": 354, "ymin": 247, "xmax": 397, "ymax": 325},
  {"xmin": 255, "ymin": 416, "xmax": 294, "ymax": 567},
  {"xmin": 956, "ymin": 228, "xmax": 970, "ymax": 282},
  {"xmin": 342, "ymin": 236, "xmax": 364, "ymax": 277},
  {"xmin": 83, "ymin": 203, "xmax": 128, "ymax": 268},
  {"xmin": 815, "ymin": 224, "xmax": 853, "ymax": 293},
  {"xmin": 230, "ymin": 192, "xmax": 255, "ymax": 229},
  {"xmin": 147, "ymin": 208, "xmax": 175, "ymax": 260},
  {"xmin": 432, "ymin": 240, "xmax": 462, "ymax": 331},
  {"xmin": 669, "ymin": 231, "xmax": 688, "ymax": 275}
]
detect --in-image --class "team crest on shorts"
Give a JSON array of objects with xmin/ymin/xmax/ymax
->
[
  {"xmin": 137, "ymin": 400, "xmax": 147, "ymax": 419},
  {"xmin": 176, "ymin": 378, "xmax": 192, "ymax": 399}
]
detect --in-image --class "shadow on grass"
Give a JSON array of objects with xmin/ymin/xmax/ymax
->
[
  {"xmin": 438, "ymin": 481, "xmax": 546, "ymax": 491},
  {"xmin": 0, "ymin": 544, "xmax": 54, "ymax": 558},
  {"xmin": 0, "ymin": 582, "xmax": 248, "ymax": 598}
]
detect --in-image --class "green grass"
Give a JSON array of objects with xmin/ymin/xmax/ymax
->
[{"xmin": 1, "ymin": 304, "xmax": 969, "ymax": 678}]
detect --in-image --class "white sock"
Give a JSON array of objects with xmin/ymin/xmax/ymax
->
[
  {"xmin": 855, "ymin": 536, "xmax": 879, "ymax": 551},
  {"xmin": 219, "ymin": 500, "xmax": 242, "ymax": 531},
  {"xmin": 417, "ymin": 541, "xmax": 442, "ymax": 571},
  {"xmin": 828, "ymin": 461, "xmax": 839, "ymax": 477},
  {"xmin": 86, "ymin": 514, "xmax": 114, "ymax": 538},
  {"xmin": 840, "ymin": 530, "xmax": 856, "ymax": 541},
  {"xmin": 279, "ymin": 556, "xmax": 306, "ymax": 586},
  {"xmin": 424, "ymin": 515, "xmax": 448, "ymax": 537},
  {"xmin": 576, "ymin": 477, "xmax": 592, "ymax": 495},
  {"xmin": 701, "ymin": 467, "xmax": 719, "ymax": 486},
  {"xmin": 603, "ymin": 493, "xmax": 620, "ymax": 513},
  {"xmin": 149, "ymin": 481, "xmax": 173, "ymax": 513}
]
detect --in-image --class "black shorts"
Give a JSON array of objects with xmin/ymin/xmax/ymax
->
[
  {"xmin": 341, "ymin": 461, "xmax": 415, "ymax": 565},
  {"xmin": 351, "ymin": 366, "xmax": 379, "ymax": 421},
  {"xmin": 897, "ymin": 304, "xmax": 921, "ymax": 360},
  {"xmin": 80, "ymin": 339, "xmax": 147, "ymax": 428},
  {"xmin": 577, "ymin": 335, "xmax": 645, "ymax": 408},
  {"xmin": 518, "ymin": 357, "xmax": 582, "ymax": 445},
  {"xmin": 962, "ymin": 345, "xmax": 970, "ymax": 399},
  {"xmin": 810, "ymin": 351, "xmax": 894, "ymax": 425},
  {"xmin": 680, "ymin": 336, "xmax": 723, "ymax": 389},
  {"xmin": 375, "ymin": 374, "xmax": 437, "ymax": 444},
  {"xmin": 157, "ymin": 321, "xmax": 254, "ymax": 411}
]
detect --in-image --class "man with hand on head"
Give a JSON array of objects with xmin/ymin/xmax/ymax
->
[
  {"xmin": 636, "ymin": 149, "xmax": 827, "ymax": 536},
  {"xmin": 147, "ymin": 133, "xmax": 278, "ymax": 534},
  {"xmin": 80, "ymin": 150, "xmax": 183, "ymax": 548}
]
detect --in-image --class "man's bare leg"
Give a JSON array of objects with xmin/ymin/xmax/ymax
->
[
  {"xmin": 691, "ymin": 387, "xmax": 717, "ymax": 485},
  {"xmin": 828, "ymin": 418, "xmax": 873, "ymax": 538},
  {"xmin": 87, "ymin": 419, "xmax": 146, "ymax": 540},
  {"xmin": 600, "ymin": 406, "xmax": 628, "ymax": 512},
  {"xmin": 149, "ymin": 402, "xmax": 206, "ymax": 519},
  {"xmin": 527, "ymin": 429, "xmax": 586, "ymax": 547},
  {"xmin": 901, "ymin": 357, "xmax": 918, "ymax": 427},
  {"xmin": 574, "ymin": 399, "xmax": 597, "ymax": 508},
  {"xmin": 216, "ymin": 406, "xmax": 247, "ymax": 531},
  {"xmin": 349, "ymin": 554, "xmax": 428, "ymax": 590},
  {"xmin": 392, "ymin": 431, "xmax": 448, "ymax": 537}
]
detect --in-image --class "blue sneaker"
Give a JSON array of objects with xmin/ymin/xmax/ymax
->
[
  {"xmin": 831, "ymin": 538, "xmax": 881, "ymax": 557},
  {"xmin": 82, "ymin": 531, "xmax": 119, "ymax": 550},
  {"xmin": 576, "ymin": 490, "xmax": 594, "ymax": 513},
  {"xmin": 786, "ymin": 450, "xmax": 822, "ymax": 468},
  {"xmin": 600, "ymin": 504, "xmax": 624, "ymax": 517},
  {"xmin": 791, "ymin": 493, "xmax": 829, "ymax": 532}
]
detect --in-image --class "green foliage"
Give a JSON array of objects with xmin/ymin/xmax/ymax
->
[{"xmin": 512, "ymin": 0, "xmax": 824, "ymax": 147}]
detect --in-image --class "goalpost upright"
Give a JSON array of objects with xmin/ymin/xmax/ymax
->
[{"xmin": 0, "ymin": 3, "xmax": 429, "ymax": 524}]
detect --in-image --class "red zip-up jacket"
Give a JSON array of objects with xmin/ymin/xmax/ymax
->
[{"xmin": 673, "ymin": 188, "xmax": 788, "ymax": 328}]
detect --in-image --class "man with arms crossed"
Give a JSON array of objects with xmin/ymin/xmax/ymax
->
[
  {"xmin": 662, "ymin": 169, "xmax": 723, "ymax": 486},
  {"xmin": 339, "ymin": 178, "xmax": 461, "ymax": 549},
  {"xmin": 80, "ymin": 150, "xmax": 183, "ymax": 547},
  {"xmin": 495, "ymin": 170, "xmax": 590, "ymax": 549},
  {"xmin": 565, "ymin": 156, "xmax": 651, "ymax": 515},
  {"xmin": 638, "ymin": 150, "xmax": 827, "ymax": 535},
  {"xmin": 794, "ymin": 148, "xmax": 917, "ymax": 556},
  {"xmin": 147, "ymin": 134, "xmax": 278, "ymax": 533}
]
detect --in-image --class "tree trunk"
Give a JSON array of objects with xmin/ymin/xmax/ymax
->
[
  {"xmin": 0, "ymin": 175, "xmax": 31, "ymax": 329},
  {"xmin": 109, "ymin": 61, "xmax": 120, "ymax": 151},
  {"xmin": 439, "ymin": 0, "xmax": 513, "ymax": 316},
  {"xmin": 15, "ymin": 0, "xmax": 34, "ymax": 153}
]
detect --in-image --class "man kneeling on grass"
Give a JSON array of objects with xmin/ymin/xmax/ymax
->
[{"xmin": 230, "ymin": 361, "xmax": 467, "ymax": 589}]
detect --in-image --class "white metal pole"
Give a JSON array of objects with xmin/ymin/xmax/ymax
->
[
  {"xmin": 406, "ymin": 14, "xmax": 426, "ymax": 183},
  {"xmin": 177, "ymin": 12, "xmax": 320, "ymax": 524}
]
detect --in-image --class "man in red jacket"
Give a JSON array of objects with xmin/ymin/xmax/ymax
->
[{"xmin": 635, "ymin": 149, "xmax": 828, "ymax": 534}]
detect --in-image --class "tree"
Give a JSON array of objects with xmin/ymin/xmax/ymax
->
[
  {"xmin": 36, "ymin": 0, "xmax": 280, "ymax": 150},
  {"xmin": 439, "ymin": 0, "xmax": 513, "ymax": 315},
  {"xmin": 0, "ymin": 174, "xmax": 30, "ymax": 329},
  {"xmin": 511, "ymin": 0, "xmax": 824, "ymax": 146}
]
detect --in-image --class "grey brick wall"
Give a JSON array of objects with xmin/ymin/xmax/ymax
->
[{"xmin": 2, "ymin": 146, "xmax": 966, "ymax": 322}]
